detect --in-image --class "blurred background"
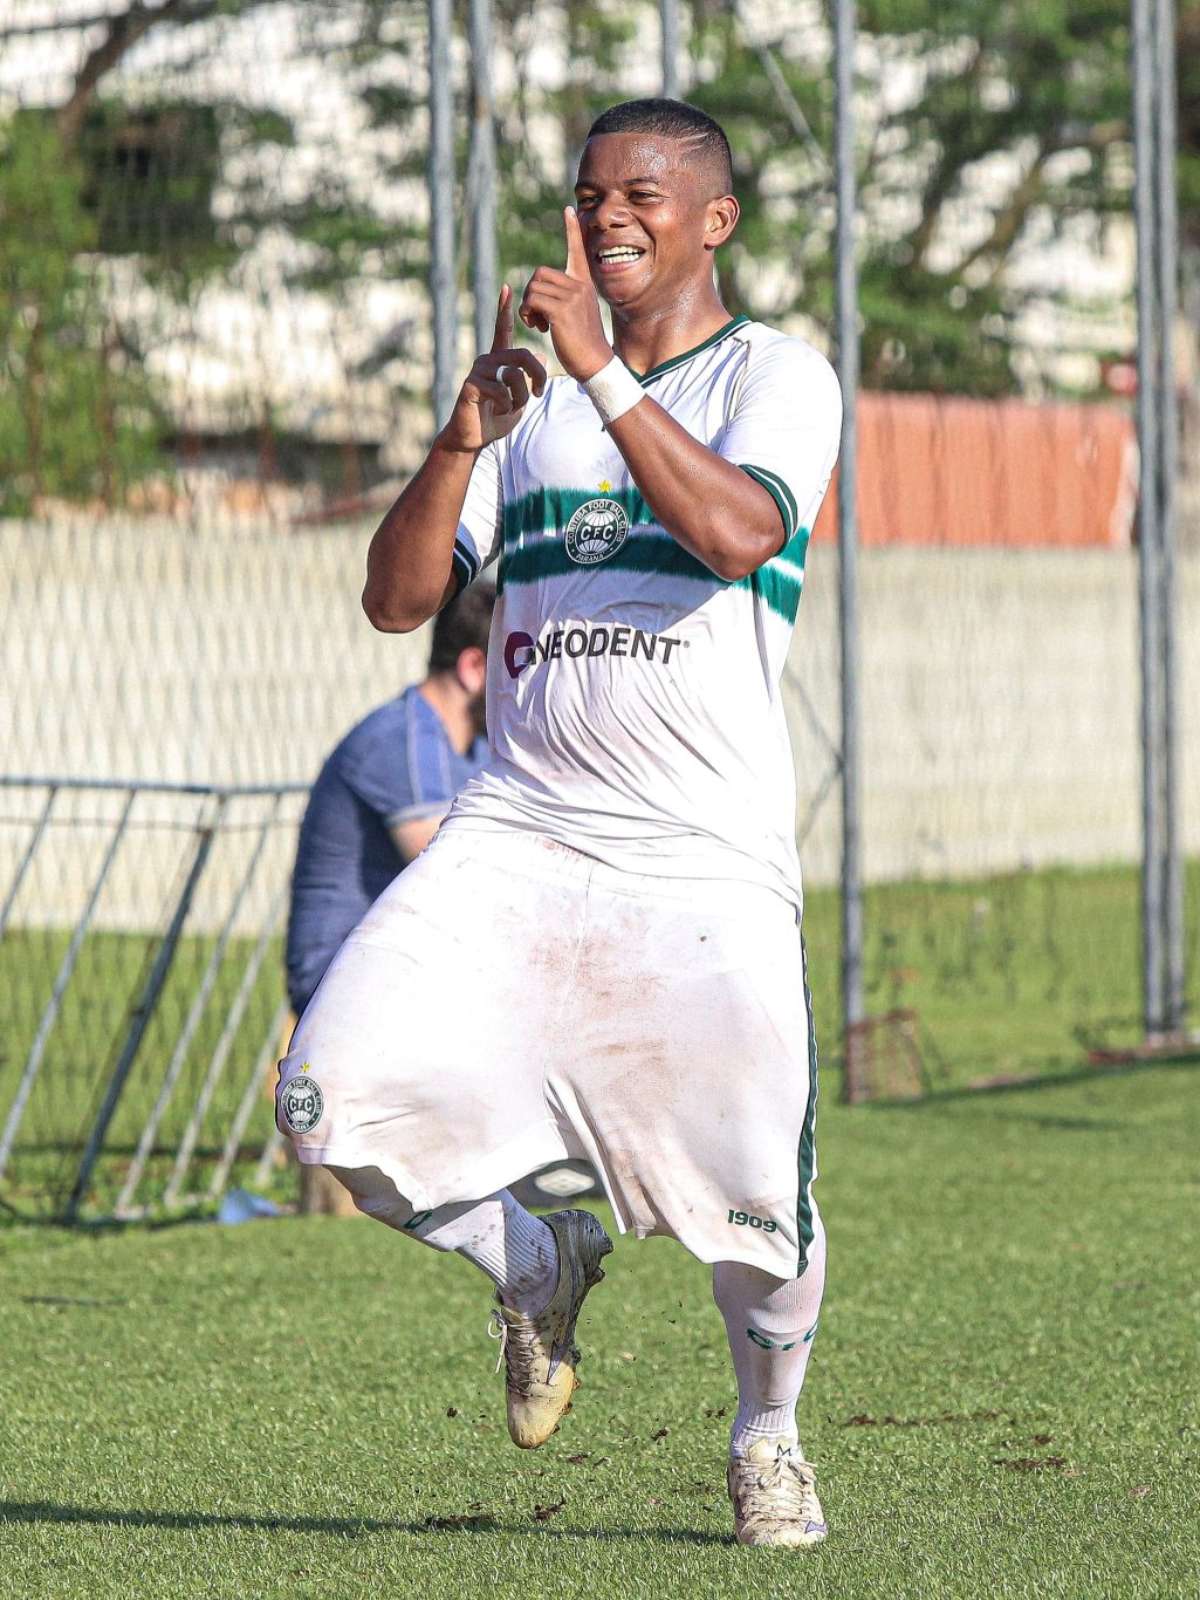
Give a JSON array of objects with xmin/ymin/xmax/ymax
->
[{"xmin": 1, "ymin": 0, "xmax": 1196, "ymax": 1222}]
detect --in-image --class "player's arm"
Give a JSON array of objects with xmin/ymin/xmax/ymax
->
[
  {"xmin": 519, "ymin": 210, "xmax": 785, "ymax": 583},
  {"xmin": 363, "ymin": 287, "xmax": 546, "ymax": 632},
  {"xmin": 390, "ymin": 814, "xmax": 442, "ymax": 863},
  {"xmin": 603, "ymin": 400, "xmax": 782, "ymax": 581}
]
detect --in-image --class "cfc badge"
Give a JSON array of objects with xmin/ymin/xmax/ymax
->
[
  {"xmin": 564, "ymin": 497, "xmax": 629, "ymax": 565},
  {"xmin": 279, "ymin": 1072, "xmax": 324, "ymax": 1135}
]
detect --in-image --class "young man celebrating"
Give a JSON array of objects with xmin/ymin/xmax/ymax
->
[{"xmin": 277, "ymin": 98, "xmax": 841, "ymax": 1549}]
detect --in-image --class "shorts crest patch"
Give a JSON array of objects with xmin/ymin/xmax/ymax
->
[
  {"xmin": 280, "ymin": 1072, "xmax": 324, "ymax": 1135},
  {"xmin": 564, "ymin": 497, "xmax": 629, "ymax": 566}
]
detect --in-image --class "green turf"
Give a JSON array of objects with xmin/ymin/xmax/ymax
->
[{"xmin": 1, "ymin": 1058, "xmax": 1196, "ymax": 1598}]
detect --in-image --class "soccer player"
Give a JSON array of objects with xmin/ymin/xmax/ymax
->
[{"xmin": 277, "ymin": 98, "xmax": 841, "ymax": 1549}]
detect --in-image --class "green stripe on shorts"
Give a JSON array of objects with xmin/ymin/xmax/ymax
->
[{"xmin": 797, "ymin": 934, "xmax": 819, "ymax": 1275}]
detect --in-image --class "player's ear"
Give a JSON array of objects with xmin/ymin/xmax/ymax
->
[
  {"xmin": 456, "ymin": 645, "xmax": 488, "ymax": 696},
  {"xmin": 703, "ymin": 194, "xmax": 739, "ymax": 251}
]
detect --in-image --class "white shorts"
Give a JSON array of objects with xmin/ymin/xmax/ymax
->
[{"xmin": 278, "ymin": 827, "xmax": 820, "ymax": 1277}]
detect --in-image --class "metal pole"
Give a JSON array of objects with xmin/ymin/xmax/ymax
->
[
  {"xmin": 64, "ymin": 799, "xmax": 222, "ymax": 1220},
  {"xmin": 428, "ymin": 0, "xmax": 457, "ymax": 428},
  {"xmin": 0, "ymin": 789, "xmax": 135, "ymax": 1181},
  {"xmin": 208, "ymin": 997, "xmax": 291, "ymax": 1203},
  {"xmin": 1132, "ymin": 0, "xmax": 1165, "ymax": 1036},
  {"xmin": 253, "ymin": 1125, "xmax": 287, "ymax": 1190},
  {"xmin": 467, "ymin": 0, "xmax": 498, "ymax": 353},
  {"xmin": 114, "ymin": 794, "xmax": 281, "ymax": 1215},
  {"xmin": 162, "ymin": 882, "xmax": 287, "ymax": 1207},
  {"xmin": 0, "ymin": 783, "xmax": 57, "ymax": 940},
  {"xmin": 0, "ymin": 776, "xmax": 308, "ymax": 799},
  {"xmin": 1155, "ymin": 0, "xmax": 1184, "ymax": 1031},
  {"xmin": 834, "ymin": 0, "xmax": 864, "ymax": 1048},
  {"xmin": 750, "ymin": 40, "xmax": 831, "ymax": 177},
  {"xmin": 660, "ymin": 0, "xmax": 681, "ymax": 98}
]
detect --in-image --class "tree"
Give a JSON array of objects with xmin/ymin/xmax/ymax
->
[
  {"xmin": 0, "ymin": 0, "xmax": 422, "ymax": 502},
  {"xmin": 3, "ymin": 0, "xmax": 1194, "ymax": 477},
  {"xmin": 0, "ymin": 115, "xmax": 162, "ymax": 514},
  {"xmin": 684, "ymin": 0, "xmax": 1145, "ymax": 396}
]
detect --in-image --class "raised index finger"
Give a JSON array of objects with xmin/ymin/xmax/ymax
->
[
  {"xmin": 563, "ymin": 207, "xmax": 589, "ymax": 281},
  {"xmin": 490, "ymin": 284, "xmax": 513, "ymax": 353}
]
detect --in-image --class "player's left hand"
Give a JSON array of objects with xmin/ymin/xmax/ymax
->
[{"xmin": 519, "ymin": 208, "xmax": 612, "ymax": 383}]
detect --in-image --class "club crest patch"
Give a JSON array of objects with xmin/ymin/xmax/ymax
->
[
  {"xmin": 279, "ymin": 1072, "xmax": 324, "ymax": 1135},
  {"xmin": 564, "ymin": 497, "xmax": 629, "ymax": 566}
]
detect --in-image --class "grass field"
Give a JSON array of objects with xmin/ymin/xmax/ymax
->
[
  {"xmin": 1, "ymin": 1055, "xmax": 1197, "ymax": 1598},
  {"xmin": 6, "ymin": 859, "xmax": 1197, "ymax": 1219}
]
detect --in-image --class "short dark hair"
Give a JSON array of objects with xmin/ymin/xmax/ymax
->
[
  {"xmin": 586, "ymin": 98, "xmax": 733, "ymax": 196},
  {"xmin": 428, "ymin": 581, "xmax": 495, "ymax": 673}
]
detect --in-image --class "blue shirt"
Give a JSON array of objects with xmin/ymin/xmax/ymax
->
[{"xmin": 286, "ymin": 686, "xmax": 487, "ymax": 1012}]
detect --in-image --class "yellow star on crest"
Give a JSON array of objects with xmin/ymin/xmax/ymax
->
[{"xmin": 598, "ymin": 479, "xmax": 612, "ymax": 493}]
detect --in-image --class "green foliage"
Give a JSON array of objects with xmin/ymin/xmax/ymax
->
[
  {"xmin": 319, "ymin": 0, "xmax": 1195, "ymax": 398},
  {"xmin": 0, "ymin": 116, "xmax": 163, "ymax": 515},
  {"xmin": 1180, "ymin": 2, "xmax": 1200, "ymax": 245},
  {"xmin": 493, "ymin": 1, "xmax": 643, "ymax": 285},
  {"xmin": 859, "ymin": 0, "xmax": 1134, "ymax": 391},
  {"xmin": 12, "ymin": 0, "xmax": 1196, "ymax": 472},
  {"xmin": 681, "ymin": 0, "xmax": 1142, "ymax": 395}
]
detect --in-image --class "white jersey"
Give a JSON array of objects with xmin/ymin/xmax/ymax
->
[{"xmin": 443, "ymin": 314, "xmax": 842, "ymax": 908}]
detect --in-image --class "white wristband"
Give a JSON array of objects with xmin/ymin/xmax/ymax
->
[{"xmin": 583, "ymin": 355, "xmax": 645, "ymax": 426}]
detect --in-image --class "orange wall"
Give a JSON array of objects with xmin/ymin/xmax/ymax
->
[{"xmin": 811, "ymin": 392, "xmax": 1137, "ymax": 548}]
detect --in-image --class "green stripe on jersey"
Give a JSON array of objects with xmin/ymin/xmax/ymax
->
[
  {"xmin": 503, "ymin": 490, "xmax": 809, "ymax": 567},
  {"xmin": 630, "ymin": 314, "xmax": 751, "ymax": 384},
  {"xmin": 499, "ymin": 528, "xmax": 809, "ymax": 625},
  {"xmin": 740, "ymin": 463, "xmax": 800, "ymax": 539},
  {"xmin": 751, "ymin": 560, "xmax": 803, "ymax": 625},
  {"xmin": 777, "ymin": 526, "xmax": 812, "ymax": 569},
  {"xmin": 498, "ymin": 479, "xmax": 812, "ymax": 624},
  {"xmin": 502, "ymin": 486, "xmax": 655, "ymax": 548},
  {"xmin": 500, "ymin": 531, "xmax": 717, "ymax": 591},
  {"xmin": 449, "ymin": 541, "xmax": 476, "ymax": 597}
]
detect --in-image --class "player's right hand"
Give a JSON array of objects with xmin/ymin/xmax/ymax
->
[{"xmin": 439, "ymin": 286, "xmax": 547, "ymax": 452}]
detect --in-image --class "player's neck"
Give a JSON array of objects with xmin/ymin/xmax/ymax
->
[
  {"xmin": 418, "ymin": 675, "xmax": 477, "ymax": 755},
  {"xmin": 610, "ymin": 287, "xmax": 735, "ymax": 380}
]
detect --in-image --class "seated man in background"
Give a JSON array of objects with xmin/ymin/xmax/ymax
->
[
  {"xmin": 286, "ymin": 583, "xmax": 495, "ymax": 1020},
  {"xmin": 283, "ymin": 585, "xmax": 494, "ymax": 1211}
]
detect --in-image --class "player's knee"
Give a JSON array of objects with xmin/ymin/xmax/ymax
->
[
  {"xmin": 325, "ymin": 1164, "xmax": 411, "ymax": 1229},
  {"xmin": 712, "ymin": 1258, "xmax": 794, "ymax": 1314}
]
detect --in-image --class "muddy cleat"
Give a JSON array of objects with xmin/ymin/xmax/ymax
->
[
  {"xmin": 727, "ymin": 1439, "xmax": 828, "ymax": 1548},
  {"xmin": 488, "ymin": 1208, "xmax": 612, "ymax": 1450}
]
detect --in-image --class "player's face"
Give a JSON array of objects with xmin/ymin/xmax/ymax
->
[{"xmin": 573, "ymin": 134, "xmax": 728, "ymax": 312}]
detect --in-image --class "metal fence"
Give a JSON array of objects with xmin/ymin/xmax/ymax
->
[
  {"xmin": 1, "ymin": 778, "xmax": 301, "ymax": 1219},
  {"xmin": 0, "ymin": 0, "xmax": 1194, "ymax": 1218}
]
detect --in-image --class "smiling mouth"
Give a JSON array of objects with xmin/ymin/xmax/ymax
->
[{"xmin": 594, "ymin": 246, "xmax": 647, "ymax": 271}]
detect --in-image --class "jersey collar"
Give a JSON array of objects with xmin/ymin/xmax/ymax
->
[{"xmin": 627, "ymin": 314, "xmax": 750, "ymax": 387}]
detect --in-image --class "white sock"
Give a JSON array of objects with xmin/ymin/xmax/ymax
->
[
  {"xmin": 326, "ymin": 1165, "xmax": 559, "ymax": 1315},
  {"xmin": 713, "ymin": 1210, "xmax": 826, "ymax": 1459}
]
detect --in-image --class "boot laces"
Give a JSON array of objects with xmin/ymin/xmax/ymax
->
[
  {"xmin": 487, "ymin": 1305, "xmax": 541, "ymax": 1393},
  {"xmin": 745, "ymin": 1447, "xmax": 820, "ymax": 1524}
]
